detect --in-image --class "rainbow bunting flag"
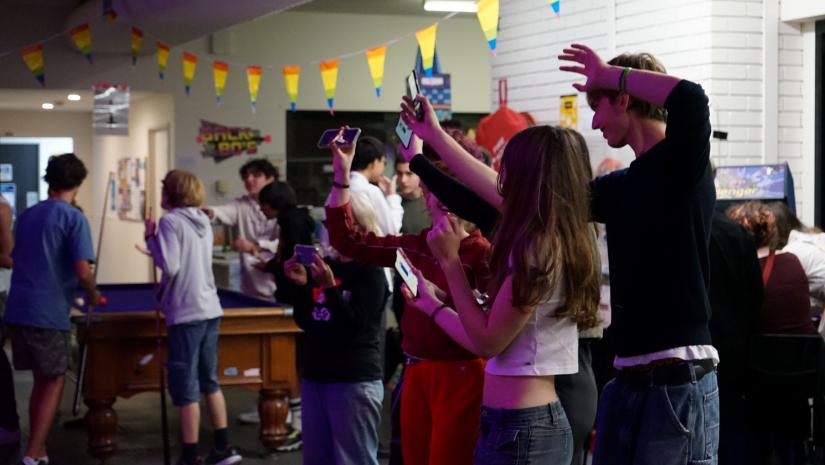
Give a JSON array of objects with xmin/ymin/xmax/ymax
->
[
  {"xmin": 415, "ymin": 23, "xmax": 438, "ymax": 77},
  {"xmin": 365, "ymin": 46, "xmax": 386, "ymax": 98},
  {"xmin": 20, "ymin": 44, "xmax": 44, "ymax": 86},
  {"xmin": 131, "ymin": 27, "xmax": 143, "ymax": 65},
  {"xmin": 247, "ymin": 66, "xmax": 262, "ymax": 112},
  {"xmin": 549, "ymin": 0, "xmax": 560, "ymax": 16},
  {"xmin": 103, "ymin": 0, "xmax": 117, "ymax": 23},
  {"xmin": 476, "ymin": 0, "xmax": 499, "ymax": 56},
  {"xmin": 69, "ymin": 23, "xmax": 93, "ymax": 64},
  {"xmin": 183, "ymin": 52, "xmax": 198, "ymax": 95},
  {"xmin": 283, "ymin": 65, "xmax": 300, "ymax": 112},
  {"xmin": 157, "ymin": 41, "xmax": 170, "ymax": 79},
  {"xmin": 320, "ymin": 58, "xmax": 340, "ymax": 114},
  {"xmin": 213, "ymin": 61, "xmax": 228, "ymax": 105}
]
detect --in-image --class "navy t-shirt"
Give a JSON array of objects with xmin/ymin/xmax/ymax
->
[{"xmin": 4, "ymin": 199, "xmax": 95, "ymax": 331}]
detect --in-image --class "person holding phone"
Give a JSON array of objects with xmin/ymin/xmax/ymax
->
[
  {"xmin": 283, "ymin": 191, "xmax": 388, "ymax": 465},
  {"xmin": 325, "ymin": 128, "xmax": 491, "ymax": 465}
]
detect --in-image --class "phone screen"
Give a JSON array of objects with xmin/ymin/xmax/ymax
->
[
  {"xmin": 317, "ymin": 128, "xmax": 361, "ymax": 149},
  {"xmin": 395, "ymin": 117, "xmax": 413, "ymax": 149},
  {"xmin": 295, "ymin": 244, "xmax": 319, "ymax": 265},
  {"xmin": 394, "ymin": 250, "xmax": 418, "ymax": 297}
]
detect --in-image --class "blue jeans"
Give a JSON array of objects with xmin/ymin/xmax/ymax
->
[
  {"xmin": 593, "ymin": 368, "xmax": 720, "ymax": 465},
  {"xmin": 474, "ymin": 401, "xmax": 572, "ymax": 465},
  {"xmin": 300, "ymin": 378, "xmax": 384, "ymax": 465},
  {"xmin": 166, "ymin": 318, "xmax": 221, "ymax": 406}
]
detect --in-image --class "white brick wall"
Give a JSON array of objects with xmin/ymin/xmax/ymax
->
[{"xmin": 493, "ymin": 0, "xmax": 811, "ymax": 217}]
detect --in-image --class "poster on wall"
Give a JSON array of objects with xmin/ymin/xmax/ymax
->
[
  {"xmin": 560, "ymin": 94, "xmax": 578, "ymax": 129},
  {"xmin": 0, "ymin": 164, "xmax": 12, "ymax": 182},
  {"xmin": 110, "ymin": 157, "xmax": 146, "ymax": 221},
  {"xmin": 93, "ymin": 83, "xmax": 130, "ymax": 136},
  {"xmin": 196, "ymin": 120, "xmax": 272, "ymax": 163}
]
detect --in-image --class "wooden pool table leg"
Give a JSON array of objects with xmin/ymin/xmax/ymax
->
[
  {"xmin": 259, "ymin": 387, "xmax": 290, "ymax": 450},
  {"xmin": 85, "ymin": 397, "xmax": 118, "ymax": 460}
]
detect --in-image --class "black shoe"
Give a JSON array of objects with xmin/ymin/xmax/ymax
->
[
  {"xmin": 205, "ymin": 446, "xmax": 242, "ymax": 465},
  {"xmin": 274, "ymin": 428, "xmax": 302, "ymax": 453}
]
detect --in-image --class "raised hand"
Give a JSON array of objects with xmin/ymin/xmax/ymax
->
[
  {"xmin": 144, "ymin": 207, "xmax": 157, "ymax": 239},
  {"xmin": 426, "ymin": 215, "xmax": 462, "ymax": 263},
  {"xmin": 400, "ymin": 95, "xmax": 442, "ymax": 143},
  {"xmin": 283, "ymin": 255, "xmax": 308, "ymax": 286},
  {"xmin": 329, "ymin": 126, "xmax": 357, "ymax": 177},
  {"xmin": 558, "ymin": 43, "xmax": 612, "ymax": 93},
  {"xmin": 379, "ymin": 175, "xmax": 397, "ymax": 197},
  {"xmin": 398, "ymin": 134, "xmax": 424, "ymax": 163},
  {"xmin": 308, "ymin": 253, "xmax": 336, "ymax": 289}
]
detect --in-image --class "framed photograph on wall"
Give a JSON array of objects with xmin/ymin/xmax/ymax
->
[{"xmin": 111, "ymin": 157, "xmax": 146, "ymax": 221}]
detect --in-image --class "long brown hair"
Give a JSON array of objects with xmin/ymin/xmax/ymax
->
[{"xmin": 490, "ymin": 126, "xmax": 601, "ymax": 329}]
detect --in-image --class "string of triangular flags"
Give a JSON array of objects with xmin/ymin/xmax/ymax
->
[{"xmin": 11, "ymin": 0, "xmax": 561, "ymax": 114}]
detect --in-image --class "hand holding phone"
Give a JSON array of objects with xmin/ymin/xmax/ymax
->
[
  {"xmin": 318, "ymin": 127, "xmax": 361, "ymax": 149},
  {"xmin": 295, "ymin": 244, "xmax": 320, "ymax": 265},
  {"xmin": 394, "ymin": 249, "xmax": 419, "ymax": 297},
  {"xmin": 406, "ymin": 71, "xmax": 425, "ymax": 121}
]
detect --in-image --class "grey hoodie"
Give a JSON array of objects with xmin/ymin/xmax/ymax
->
[{"xmin": 146, "ymin": 207, "xmax": 223, "ymax": 326}]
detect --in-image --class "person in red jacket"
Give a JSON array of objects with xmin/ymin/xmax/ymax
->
[{"xmin": 325, "ymin": 128, "xmax": 491, "ymax": 465}]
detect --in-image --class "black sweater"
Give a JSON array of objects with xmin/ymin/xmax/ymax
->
[
  {"xmin": 590, "ymin": 80, "xmax": 715, "ymax": 357},
  {"xmin": 266, "ymin": 206, "xmax": 315, "ymax": 305},
  {"xmin": 292, "ymin": 259, "xmax": 388, "ymax": 383}
]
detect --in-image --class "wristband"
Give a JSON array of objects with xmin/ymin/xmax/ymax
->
[
  {"xmin": 430, "ymin": 303, "xmax": 449, "ymax": 321},
  {"xmin": 332, "ymin": 181, "xmax": 350, "ymax": 189},
  {"xmin": 619, "ymin": 67, "xmax": 632, "ymax": 93}
]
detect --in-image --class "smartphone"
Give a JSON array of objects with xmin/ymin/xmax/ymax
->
[
  {"xmin": 395, "ymin": 117, "xmax": 413, "ymax": 150},
  {"xmin": 394, "ymin": 249, "xmax": 418, "ymax": 297},
  {"xmin": 295, "ymin": 244, "xmax": 319, "ymax": 265},
  {"xmin": 317, "ymin": 127, "xmax": 361, "ymax": 149},
  {"xmin": 406, "ymin": 70, "xmax": 424, "ymax": 121}
]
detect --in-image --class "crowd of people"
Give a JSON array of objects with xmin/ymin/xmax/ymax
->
[{"xmin": 0, "ymin": 42, "xmax": 822, "ymax": 465}]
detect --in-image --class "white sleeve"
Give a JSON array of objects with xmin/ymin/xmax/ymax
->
[
  {"xmin": 210, "ymin": 201, "xmax": 240, "ymax": 226},
  {"xmin": 146, "ymin": 216, "xmax": 181, "ymax": 277},
  {"xmin": 369, "ymin": 187, "xmax": 398, "ymax": 236},
  {"xmin": 386, "ymin": 193, "xmax": 403, "ymax": 234}
]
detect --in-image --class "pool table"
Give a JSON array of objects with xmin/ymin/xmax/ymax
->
[{"xmin": 70, "ymin": 283, "xmax": 300, "ymax": 461}]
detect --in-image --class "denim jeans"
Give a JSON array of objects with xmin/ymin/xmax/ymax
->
[
  {"xmin": 300, "ymin": 378, "xmax": 384, "ymax": 465},
  {"xmin": 593, "ymin": 368, "xmax": 720, "ymax": 465},
  {"xmin": 166, "ymin": 317, "xmax": 221, "ymax": 406},
  {"xmin": 474, "ymin": 401, "xmax": 572, "ymax": 465}
]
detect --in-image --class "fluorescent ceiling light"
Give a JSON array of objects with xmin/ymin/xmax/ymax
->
[
  {"xmin": 424, "ymin": 1, "xmax": 477, "ymax": 13},
  {"xmin": 41, "ymin": 102, "xmax": 54, "ymax": 110},
  {"xmin": 67, "ymin": 94, "xmax": 81, "ymax": 101}
]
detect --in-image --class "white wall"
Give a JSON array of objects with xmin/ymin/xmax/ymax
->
[{"xmin": 493, "ymin": 0, "xmax": 814, "ymax": 223}]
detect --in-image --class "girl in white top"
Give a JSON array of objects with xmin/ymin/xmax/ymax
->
[{"xmin": 400, "ymin": 106, "xmax": 602, "ymax": 465}]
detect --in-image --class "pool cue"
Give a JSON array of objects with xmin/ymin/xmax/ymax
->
[
  {"xmin": 73, "ymin": 171, "xmax": 114, "ymax": 416},
  {"xmin": 147, "ymin": 178, "xmax": 172, "ymax": 465}
]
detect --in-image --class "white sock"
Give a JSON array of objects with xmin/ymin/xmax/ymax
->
[{"xmin": 289, "ymin": 398, "xmax": 302, "ymax": 432}]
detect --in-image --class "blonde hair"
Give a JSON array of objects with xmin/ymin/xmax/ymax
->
[{"xmin": 163, "ymin": 170, "xmax": 205, "ymax": 208}]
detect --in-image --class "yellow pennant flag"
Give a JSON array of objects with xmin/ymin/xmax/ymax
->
[
  {"xmin": 247, "ymin": 66, "xmax": 262, "ymax": 112},
  {"xmin": 131, "ymin": 26, "xmax": 142, "ymax": 65},
  {"xmin": 476, "ymin": 0, "xmax": 499, "ymax": 56},
  {"xmin": 69, "ymin": 23, "xmax": 93, "ymax": 64},
  {"xmin": 283, "ymin": 65, "xmax": 300, "ymax": 112},
  {"xmin": 20, "ymin": 43, "xmax": 45, "ymax": 86},
  {"xmin": 320, "ymin": 58, "xmax": 340, "ymax": 115},
  {"xmin": 415, "ymin": 23, "xmax": 438, "ymax": 77},
  {"xmin": 157, "ymin": 41, "xmax": 170, "ymax": 79},
  {"xmin": 213, "ymin": 61, "xmax": 228, "ymax": 105},
  {"xmin": 183, "ymin": 52, "xmax": 198, "ymax": 96},
  {"xmin": 365, "ymin": 46, "xmax": 386, "ymax": 98}
]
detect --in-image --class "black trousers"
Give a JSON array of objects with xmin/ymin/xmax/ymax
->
[{"xmin": 555, "ymin": 339, "xmax": 599, "ymax": 465}]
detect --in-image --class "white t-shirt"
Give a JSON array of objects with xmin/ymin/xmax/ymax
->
[
  {"xmin": 485, "ymin": 284, "xmax": 579, "ymax": 377},
  {"xmin": 349, "ymin": 171, "xmax": 403, "ymax": 236}
]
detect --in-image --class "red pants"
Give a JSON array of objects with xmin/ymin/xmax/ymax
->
[{"xmin": 401, "ymin": 358, "xmax": 484, "ymax": 465}]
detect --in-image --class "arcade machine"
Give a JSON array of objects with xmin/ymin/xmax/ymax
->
[{"xmin": 714, "ymin": 162, "xmax": 796, "ymax": 213}]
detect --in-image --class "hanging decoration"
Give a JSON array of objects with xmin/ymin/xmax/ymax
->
[
  {"xmin": 183, "ymin": 52, "xmax": 198, "ymax": 95},
  {"xmin": 549, "ymin": 0, "xmax": 560, "ymax": 16},
  {"xmin": 283, "ymin": 65, "xmax": 300, "ymax": 112},
  {"xmin": 20, "ymin": 44, "xmax": 45, "ymax": 86},
  {"xmin": 247, "ymin": 66, "xmax": 262, "ymax": 112},
  {"xmin": 320, "ymin": 58, "xmax": 340, "ymax": 114},
  {"xmin": 415, "ymin": 23, "xmax": 438, "ymax": 77},
  {"xmin": 476, "ymin": 0, "xmax": 499, "ymax": 56},
  {"xmin": 213, "ymin": 60, "xmax": 228, "ymax": 105},
  {"xmin": 130, "ymin": 27, "xmax": 142, "ymax": 65},
  {"xmin": 156, "ymin": 41, "xmax": 170, "ymax": 79},
  {"xmin": 69, "ymin": 23, "xmax": 93, "ymax": 64},
  {"xmin": 365, "ymin": 45, "xmax": 386, "ymax": 98}
]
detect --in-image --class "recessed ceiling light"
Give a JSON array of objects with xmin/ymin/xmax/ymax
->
[
  {"xmin": 41, "ymin": 103, "xmax": 54, "ymax": 110},
  {"xmin": 67, "ymin": 94, "xmax": 81, "ymax": 101},
  {"xmin": 423, "ymin": 0, "xmax": 477, "ymax": 12}
]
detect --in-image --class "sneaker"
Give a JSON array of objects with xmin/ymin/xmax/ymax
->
[
  {"xmin": 205, "ymin": 446, "xmax": 242, "ymax": 465},
  {"xmin": 236, "ymin": 410, "xmax": 260, "ymax": 425},
  {"xmin": 274, "ymin": 427, "xmax": 302, "ymax": 453}
]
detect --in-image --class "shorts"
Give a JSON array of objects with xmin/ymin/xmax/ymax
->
[
  {"xmin": 166, "ymin": 317, "xmax": 221, "ymax": 406},
  {"xmin": 9, "ymin": 325, "xmax": 70, "ymax": 378}
]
